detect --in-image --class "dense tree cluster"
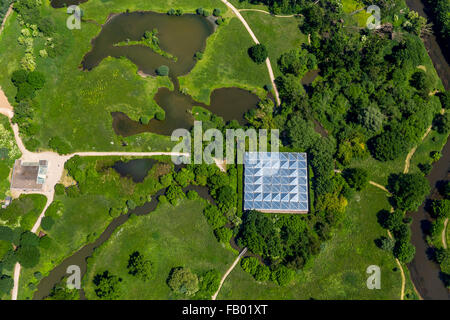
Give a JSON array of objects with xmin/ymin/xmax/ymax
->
[
  {"xmin": 127, "ymin": 251, "xmax": 152, "ymax": 281},
  {"xmin": 387, "ymin": 173, "xmax": 430, "ymax": 212},
  {"xmin": 93, "ymin": 271, "xmax": 122, "ymax": 300}
]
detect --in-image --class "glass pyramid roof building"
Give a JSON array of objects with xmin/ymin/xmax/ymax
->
[{"xmin": 243, "ymin": 152, "xmax": 309, "ymax": 213}]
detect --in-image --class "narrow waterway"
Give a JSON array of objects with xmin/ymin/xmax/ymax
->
[{"xmin": 405, "ymin": 0, "xmax": 450, "ymax": 300}]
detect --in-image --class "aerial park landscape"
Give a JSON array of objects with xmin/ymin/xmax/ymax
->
[{"xmin": 0, "ymin": 0, "xmax": 448, "ymax": 302}]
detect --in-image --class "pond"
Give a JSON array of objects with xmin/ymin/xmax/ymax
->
[
  {"xmin": 111, "ymin": 158, "xmax": 157, "ymax": 183},
  {"xmin": 83, "ymin": 10, "xmax": 260, "ymax": 137}
]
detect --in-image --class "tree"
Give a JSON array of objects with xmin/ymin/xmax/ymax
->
[
  {"xmin": 277, "ymin": 48, "xmax": 308, "ymax": 77},
  {"xmin": 214, "ymin": 226, "xmax": 232, "ymax": 243},
  {"xmin": 0, "ymin": 226, "xmax": 15, "ymax": 242},
  {"xmin": 435, "ymin": 248, "xmax": 450, "ymax": 274},
  {"xmin": 186, "ymin": 190, "xmax": 199, "ymax": 200},
  {"xmin": 370, "ymin": 130, "xmax": 410, "ymax": 161},
  {"xmin": 165, "ymin": 185, "xmax": 185, "ymax": 205},
  {"xmin": 93, "ymin": 271, "xmax": 122, "ymax": 300},
  {"xmin": 271, "ymin": 266, "xmax": 295, "ymax": 286},
  {"xmin": 433, "ymin": 112, "xmax": 450, "ymax": 134},
  {"xmin": 175, "ymin": 168, "xmax": 195, "ymax": 187},
  {"xmin": 196, "ymin": 270, "xmax": 220, "ymax": 299},
  {"xmin": 343, "ymin": 168, "xmax": 369, "ymax": 191},
  {"xmin": 127, "ymin": 251, "xmax": 152, "ymax": 281},
  {"xmin": 156, "ymin": 65, "xmax": 169, "ymax": 76},
  {"xmin": 275, "ymin": 74, "xmax": 306, "ymax": 107},
  {"xmin": 285, "ymin": 113, "xmax": 320, "ymax": 151},
  {"xmin": 203, "ymin": 205, "xmax": 227, "ymax": 229},
  {"xmin": 216, "ymin": 185, "xmax": 236, "ymax": 213},
  {"xmin": 16, "ymin": 245, "xmax": 40, "ymax": 268},
  {"xmin": 248, "ymin": 44, "xmax": 268, "ymax": 64},
  {"xmin": 393, "ymin": 241, "xmax": 416, "ymax": 263},
  {"xmin": 254, "ymin": 265, "xmax": 271, "ymax": 281},
  {"xmin": 15, "ymin": 82, "xmax": 35, "ymax": 101},
  {"xmin": 378, "ymin": 236, "xmax": 395, "ymax": 252},
  {"xmin": 430, "ymin": 199, "xmax": 450, "ymax": 218},
  {"xmin": 388, "ymin": 173, "xmax": 430, "ymax": 211},
  {"xmin": 358, "ymin": 105, "xmax": 384, "ymax": 133},
  {"xmin": 19, "ymin": 231, "xmax": 39, "ymax": 247},
  {"xmin": 11, "ymin": 69, "xmax": 28, "ymax": 85},
  {"xmin": 159, "ymin": 173, "xmax": 173, "ymax": 188},
  {"xmin": 240, "ymin": 257, "xmax": 259, "ymax": 275},
  {"xmin": 41, "ymin": 216, "xmax": 55, "ymax": 231},
  {"xmin": 167, "ymin": 267, "xmax": 199, "ymax": 296},
  {"xmin": 26, "ymin": 71, "xmax": 46, "ymax": 90},
  {"xmin": 0, "ymin": 275, "xmax": 13, "ymax": 294}
]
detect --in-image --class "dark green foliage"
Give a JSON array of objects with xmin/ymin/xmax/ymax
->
[
  {"xmin": 11, "ymin": 69, "xmax": 28, "ymax": 85},
  {"xmin": 46, "ymin": 284, "xmax": 79, "ymax": 300},
  {"xmin": 65, "ymin": 185, "xmax": 80, "ymax": 198},
  {"xmin": 175, "ymin": 168, "xmax": 195, "ymax": 187},
  {"xmin": 388, "ymin": 173, "xmax": 430, "ymax": 211},
  {"xmin": 433, "ymin": 112, "xmax": 450, "ymax": 134},
  {"xmin": 167, "ymin": 267, "xmax": 199, "ymax": 296},
  {"xmin": 213, "ymin": 8, "xmax": 221, "ymax": 17},
  {"xmin": 435, "ymin": 248, "xmax": 450, "ymax": 274},
  {"xmin": 370, "ymin": 129, "xmax": 410, "ymax": 161},
  {"xmin": 300, "ymin": 5, "xmax": 324, "ymax": 34},
  {"xmin": 196, "ymin": 269, "xmax": 221, "ymax": 299},
  {"xmin": 430, "ymin": 199, "xmax": 450, "ymax": 218},
  {"xmin": 156, "ymin": 65, "xmax": 169, "ymax": 76},
  {"xmin": 0, "ymin": 274, "xmax": 13, "ymax": 294},
  {"xmin": 15, "ymin": 82, "xmax": 35, "ymax": 101},
  {"xmin": 38, "ymin": 16, "xmax": 56, "ymax": 35},
  {"xmin": 275, "ymin": 74, "xmax": 306, "ymax": 107},
  {"xmin": 194, "ymin": 51, "xmax": 204, "ymax": 60},
  {"xmin": 165, "ymin": 185, "xmax": 185, "ymax": 205},
  {"xmin": 48, "ymin": 136, "xmax": 71, "ymax": 155},
  {"xmin": 216, "ymin": 185, "xmax": 236, "ymax": 213},
  {"xmin": 93, "ymin": 271, "xmax": 122, "ymax": 300},
  {"xmin": 343, "ymin": 168, "xmax": 369, "ymax": 191},
  {"xmin": 16, "ymin": 245, "xmax": 40, "ymax": 268},
  {"xmin": 139, "ymin": 115, "xmax": 150, "ymax": 125},
  {"xmin": 54, "ymin": 183, "xmax": 65, "ymax": 195},
  {"xmin": 248, "ymin": 44, "xmax": 268, "ymax": 64},
  {"xmin": 214, "ymin": 226, "xmax": 232, "ymax": 243},
  {"xmin": 393, "ymin": 241, "xmax": 416, "ymax": 263},
  {"xmin": 159, "ymin": 173, "xmax": 173, "ymax": 188},
  {"xmin": 271, "ymin": 265, "xmax": 295, "ymax": 286},
  {"xmin": 41, "ymin": 216, "xmax": 55, "ymax": 231},
  {"xmin": 155, "ymin": 110, "xmax": 165, "ymax": 121},
  {"xmin": 0, "ymin": 226, "xmax": 14, "ymax": 242},
  {"xmin": 186, "ymin": 190, "xmax": 199, "ymax": 200},
  {"xmin": 286, "ymin": 113, "xmax": 320, "ymax": 151},
  {"xmin": 203, "ymin": 205, "xmax": 227, "ymax": 229},
  {"xmin": 196, "ymin": 8, "xmax": 204, "ymax": 15},
  {"xmin": 19, "ymin": 231, "xmax": 39, "ymax": 247},
  {"xmin": 26, "ymin": 71, "xmax": 46, "ymax": 90},
  {"xmin": 127, "ymin": 251, "xmax": 152, "ymax": 281}
]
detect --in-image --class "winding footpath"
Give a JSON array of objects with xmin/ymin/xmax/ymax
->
[
  {"xmin": 238, "ymin": 8, "xmax": 301, "ymax": 18},
  {"xmin": 443, "ymin": 218, "xmax": 448, "ymax": 249},
  {"xmin": 1, "ymin": 89, "xmax": 189, "ymax": 300},
  {"xmin": 212, "ymin": 247, "xmax": 247, "ymax": 300},
  {"xmin": 220, "ymin": 0, "xmax": 281, "ymax": 106}
]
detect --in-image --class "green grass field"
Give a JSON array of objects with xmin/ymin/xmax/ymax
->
[
  {"xmin": 0, "ymin": 115, "xmax": 21, "ymax": 200},
  {"xmin": 239, "ymin": 11, "xmax": 306, "ymax": 78},
  {"xmin": 179, "ymin": 17, "xmax": 269, "ymax": 104},
  {"xmin": 83, "ymin": 199, "xmax": 236, "ymax": 300}
]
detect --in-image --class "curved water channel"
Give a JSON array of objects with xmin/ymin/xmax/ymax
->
[{"xmin": 405, "ymin": 0, "xmax": 450, "ymax": 300}]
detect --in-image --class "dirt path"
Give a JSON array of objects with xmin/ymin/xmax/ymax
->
[
  {"xmin": 0, "ymin": 4, "xmax": 13, "ymax": 36},
  {"xmin": 212, "ymin": 247, "xmax": 247, "ymax": 300},
  {"xmin": 443, "ymin": 218, "xmax": 448, "ymax": 249},
  {"xmin": 238, "ymin": 8, "xmax": 301, "ymax": 18},
  {"xmin": 386, "ymin": 230, "xmax": 406, "ymax": 300},
  {"xmin": 404, "ymin": 125, "xmax": 433, "ymax": 174},
  {"xmin": 220, "ymin": 0, "xmax": 281, "ymax": 106},
  {"xmin": 369, "ymin": 181, "xmax": 390, "ymax": 194}
]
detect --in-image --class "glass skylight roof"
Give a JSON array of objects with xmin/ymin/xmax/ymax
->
[{"xmin": 243, "ymin": 152, "xmax": 309, "ymax": 213}]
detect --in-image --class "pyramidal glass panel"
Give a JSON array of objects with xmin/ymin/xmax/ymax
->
[{"xmin": 243, "ymin": 152, "xmax": 309, "ymax": 213}]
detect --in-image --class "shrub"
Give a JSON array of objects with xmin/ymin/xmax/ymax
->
[
  {"xmin": 54, "ymin": 183, "xmax": 65, "ymax": 195},
  {"xmin": 213, "ymin": 8, "xmax": 221, "ymax": 16},
  {"xmin": 155, "ymin": 110, "xmax": 165, "ymax": 121},
  {"xmin": 167, "ymin": 8, "xmax": 175, "ymax": 15},
  {"xmin": 11, "ymin": 69, "xmax": 29, "ymax": 85},
  {"xmin": 214, "ymin": 226, "xmax": 232, "ymax": 243},
  {"xmin": 165, "ymin": 185, "xmax": 185, "ymax": 205},
  {"xmin": 240, "ymin": 257, "xmax": 259, "ymax": 275},
  {"xmin": 254, "ymin": 264, "xmax": 271, "ymax": 281},
  {"xmin": 156, "ymin": 65, "xmax": 169, "ymax": 76},
  {"xmin": 430, "ymin": 199, "xmax": 450, "ymax": 218},
  {"xmin": 15, "ymin": 82, "xmax": 35, "ymax": 101},
  {"xmin": 167, "ymin": 267, "xmax": 199, "ymax": 296},
  {"xmin": 196, "ymin": 8, "xmax": 204, "ymax": 15},
  {"xmin": 186, "ymin": 190, "xmax": 199, "ymax": 200},
  {"xmin": 378, "ymin": 236, "xmax": 395, "ymax": 252},
  {"xmin": 127, "ymin": 251, "xmax": 152, "ymax": 281},
  {"xmin": 93, "ymin": 271, "xmax": 122, "ymax": 300},
  {"xmin": 196, "ymin": 270, "xmax": 220, "ymax": 298},
  {"xmin": 248, "ymin": 44, "xmax": 268, "ymax": 64},
  {"xmin": 65, "ymin": 185, "xmax": 80, "ymax": 198},
  {"xmin": 194, "ymin": 51, "xmax": 203, "ymax": 60},
  {"xmin": 271, "ymin": 266, "xmax": 295, "ymax": 286},
  {"xmin": 343, "ymin": 168, "xmax": 369, "ymax": 191},
  {"xmin": 27, "ymin": 71, "xmax": 46, "ymax": 90},
  {"xmin": 48, "ymin": 136, "xmax": 71, "ymax": 155},
  {"xmin": 41, "ymin": 216, "xmax": 55, "ymax": 231},
  {"xmin": 216, "ymin": 17, "xmax": 225, "ymax": 25},
  {"xmin": 203, "ymin": 205, "xmax": 227, "ymax": 229},
  {"xmin": 394, "ymin": 241, "xmax": 416, "ymax": 263},
  {"xmin": 159, "ymin": 173, "xmax": 173, "ymax": 187},
  {"xmin": 16, "ymin": 245, "xmax": 40, "ymax": 268},
  {"xmin": 139, "ymin": 116, "xmax": 150, "ymax": 125}
]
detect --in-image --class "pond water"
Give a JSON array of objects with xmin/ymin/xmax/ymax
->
[
  {"xmin": 84, "ymin": 11, "xmax": 260, "ymax": 137},
  {"xmin": 82, "ymin": 11, "xmax": 215, "ymax": 77},
  {"xmin": 112, "ymin": 85, "xmax": 259, "ymax": 137},
  {"xmin": 112, "ymin": 158, "xmax": 157, "ymax": 183}
]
